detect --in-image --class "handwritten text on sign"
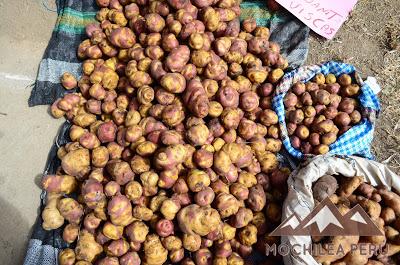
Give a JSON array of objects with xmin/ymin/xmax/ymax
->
[{"xmin": 275, "ymin": 0, "xmax": 358, "ymax": 39}]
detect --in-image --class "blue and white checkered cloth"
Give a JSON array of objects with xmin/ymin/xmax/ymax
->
[{"xmin": 272, "ymin": 61, "xmax": 380, "ymax": 160}]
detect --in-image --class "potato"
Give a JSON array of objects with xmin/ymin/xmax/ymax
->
[
  {"xmin": 177, "ymin": 204, "xmax": 221, "ymax": 236},
  {"xmin": 341, "ymin": 83, "xmax": 360, "ymax": 97},
  {"xmin": 350, "ymin": 110, "xmax": 362, "ymax": 124},
  {"xmin": 229, "ymin": 183, "xmax": 249, "ymax": 201},
  {"xmin": 290, "ymin": 136, "xmax": 301, "ymax": 149},
  {"xmin": 315, "ymin": 119, "xmax": 334, "ymax": 134},
  {"xmin": 288, "ymin": 109, "xmax": 304, "ymax": 124},
  {"xmin": 323, "ymin": 84, "xmax": 339, "ymax": 96},
  {"xmin": 321, "ymin": 132, "xmax": 337, "ymax": 145},
  {"xmin": 334, "ymin": 112, "xmax": 351, "ymax": 128},
  {"xmin": 381, "ymin": 208, "xmax": 396, "ymax": 224},
  {"xmin": 160, "ymin": 199, "xmax": 181, "ymax": 220},
  {"xmin": 264, "ymin": 138, "xmax": 282, "ymax": 153},
  {"xmin": 313, "ymin": 144, "xmax": 329, "ymax": 155},
  {"xmin": 284, "ymin": 92, "xmax": 298, "ymax": 108},
  {"xmin": 338, "ymin": 74, "xmax": 352, "ymax": 86},
  {"xmin": 59, "ymin": 248, "xmax": 76, "ymax": 265},
  {"xmin": 303, "ymin": 105, "xmax": 316, "ymax": 118},
  {"xmin": 246, "ymin": 184, "xmax": 266, "ymax": 212},
  {"xmin": 323, "ymin": 73, "xmax": 336, "ymax": 84},
  {"xmin": 305, "ymin": 82, "xmax": 318, "ymax": 92},
  {"xmin": 291, "ymin": 82, "xmax": 305, "ymax": 96},
  {"xmin": 322, "ymin": 106, "xmax": 338, "ymax": 120},
  {"xmin": 242, "ymin": 18, "xmax": 256, "ymax": 33},
  {"xmin": 313, "ymin": 73, "xmax": 325, "ymax": 85},
  {"xmin": 194, "ymin": 187, "xmax": 215, "ymax": 206},
  {"xmin": 238, "ymin": 224, "xmax": 257, "ymax": 246},
  {"xmin": 309, "ymin": 133, "xmax": 320, "ymax": 146},
  {"xmin": 338, "ymin": 98, "xmax": 356, "ymax": 114},
  {"xmin": 57, "ymin": 198, "xmax": 84, "ymax": 225},
  {"xmin": 143, "ymin": 234, "xmax": 168, "ymax": 265},
  {"xmin": 301, "ymin": 92, "xmax": 313, "ymax": 106},
  {"xmin": 61, "ymin": 72, "xmax": 78, "ymax": 90},
  {"xmin": 314, "ymin": 104, "xmax": 327, "ymax": 115},
  {"xmin": 215, "ymin": 193, "xmax": 240, "ymax": 218},
  {"xmin": 63, "ymin": 223, "xmax": 79, "ymax": 244},
  {"xmin": 155, "ymin": 219, "xmax": 174, "ymax": 237},
  {"xmin": 183, "ymin": 233, "xmax": 202, "ymax": 252},
  {"xmin": 295, "ymin": 125, "xmax": 309, "ymax": 140},
  {"xmin": 75, "ymin": 230, "xmax": 103, "ymax": 262},
  {"xmin": 260, "ymin": 109, "xmax": 278, "ymax": 126},
  {"xmin": 229, "ymin": 207, "xmax": 253, "ymax": 228},
  {"xmin": 41, "ymin": 175, "xmax": 77, "ymax": 194}
]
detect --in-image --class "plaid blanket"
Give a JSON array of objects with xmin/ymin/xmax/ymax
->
[
  {"xmin": 24, "ymin": 1, "xmax": 310, "ymax": 264},
  {"xmin": 272, "ymin": 61, "xmax": 381, "ymax": 160}
]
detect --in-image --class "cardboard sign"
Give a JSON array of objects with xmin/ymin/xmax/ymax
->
[{"xmin": 276, "ymin": 0, "xmax": 358, "ymax": 39}]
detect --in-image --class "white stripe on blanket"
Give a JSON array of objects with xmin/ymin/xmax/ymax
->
[
  {"xmin": 37, "ymin": 58, "xmax": 82, "ymax": 83},
  {"xmin": 23, "ymin": 239, "xmax": 60, "ymax": 265}
]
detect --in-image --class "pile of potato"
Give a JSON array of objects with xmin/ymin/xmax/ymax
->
[
  {"xmin": 311, "ymin": 175, "xmax": 400, "ymax": 265},
  {"xmin": 285, "ymin": 73, "xmax": 363, "ymax": 155},
  {"xmin": 43, "ymin": 0, "xmax": 291, "ymax": 264}
]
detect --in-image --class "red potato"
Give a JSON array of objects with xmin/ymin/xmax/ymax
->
[
  {"xmin": 194, "ymin": 187, "xmax": 215, "ymax": 206},
  {"xmin": 325, "ymin": 83, "xmax": 340, "ymax": 94},
  {"xmin": 229, "ymin": 207, "xmax": 253, "ymax": 228},
  {"xmin": 217, "ymin": 85, "xmax": 239, "ymax": 108},
  {"xmin": 301, "ymin": 92, "xmax": 313, "ymax": 106},
  {"xmin": 57, "ymin": 198, "xmax": 84, "ymax": 225},
  {"xmin": 292, "ymin": 82, "xmax": 306, "ymax": 96},
  {"xmin": 338, "ymin": 98, "xmax": 356, "ymax": 114},
  {"xmin": 315, "ymin": 119, "xmax": 334, "ymax": 134},
  {"xmin": 309, "ymin": 133, "xmax": 320, "ymax": 146},
  {"xmin": 288, "ymin": 109, "xmax": 304, "ymax": 124},
  {"xmin": 61, "ymin": 73, "xmax": 78, "ymax": 90},
  {"xmin": 120, "ymin": 252, "xmax": 141, "ymax": 265},
  {"xmin": 290, "ymin": 136, "xmax": 301, "ymax": 149},
  {"xmin": 97, "ymin": 121, "xmax": 117, "ymax": 143},
  {"xmin": 284, "ymin": 92, "xmax": 298, "ymax": 108},
  {"xmin": 165, "ymin": 46, "xmax": 191, "ymax": 72},
  {"xmin": 314, "ymin": 104, "xmax": 326, "ymax": 115},
  {"xmin": 287, "ymin": 122, "xmax": 297, "ymax": 136},
  {"xmin": 301, "ymin": 141, "xmax": 312, "ymax": 154},
  {"xmin": 63, "ymin": 224, "xmax": 79, "ymax": 243},
  {"xmin": 156, "ymin": 219, "xmax": 175, "ymax": 237},
  {"xmin": 240, "ymin": 91, "xmax": 259, "ymax": 112},
  {"xmin": 270, "ymin": 168, "xmax": 289, "ymax": 188},
  {"xmin": 246, "ymin": 184, "xmax": 266, "ymax": 212},
  {"xmin": 334, "ymin": 112, "xmax": 351, "ymax": 128},
  {"xmin": 323, "ymin": 106, "xmax": 338, "ymax": 119}
]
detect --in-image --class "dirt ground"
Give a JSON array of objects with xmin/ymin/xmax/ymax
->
[{"xmin": 306, "ymin": 0, "xmax": 400, "ymax": 172}]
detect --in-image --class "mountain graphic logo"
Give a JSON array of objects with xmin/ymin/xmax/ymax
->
[{"xmin": 270, "ymin": 198, "xmax": 383, "ymax": 236}]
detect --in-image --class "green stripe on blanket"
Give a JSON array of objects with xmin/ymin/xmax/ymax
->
[
  {"xmin": 240, "ymin": 0, "xmax": 273, "ymax": 25},
  {"xmin": 240, "ymin": 1, "xmax": 285, "ymax": 26},
  {"xmin": 55, "ymin": 8, "xmax": 97, "ymax": 34}
]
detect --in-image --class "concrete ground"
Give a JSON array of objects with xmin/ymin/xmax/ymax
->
[{"xmin": 0, "ymin": 1, "xmax": 60, "ymax": 264}]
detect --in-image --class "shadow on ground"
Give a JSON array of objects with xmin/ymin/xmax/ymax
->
[{"xmin": 0, "ymin": 196, "xmax": 30, "ymax": 265}]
